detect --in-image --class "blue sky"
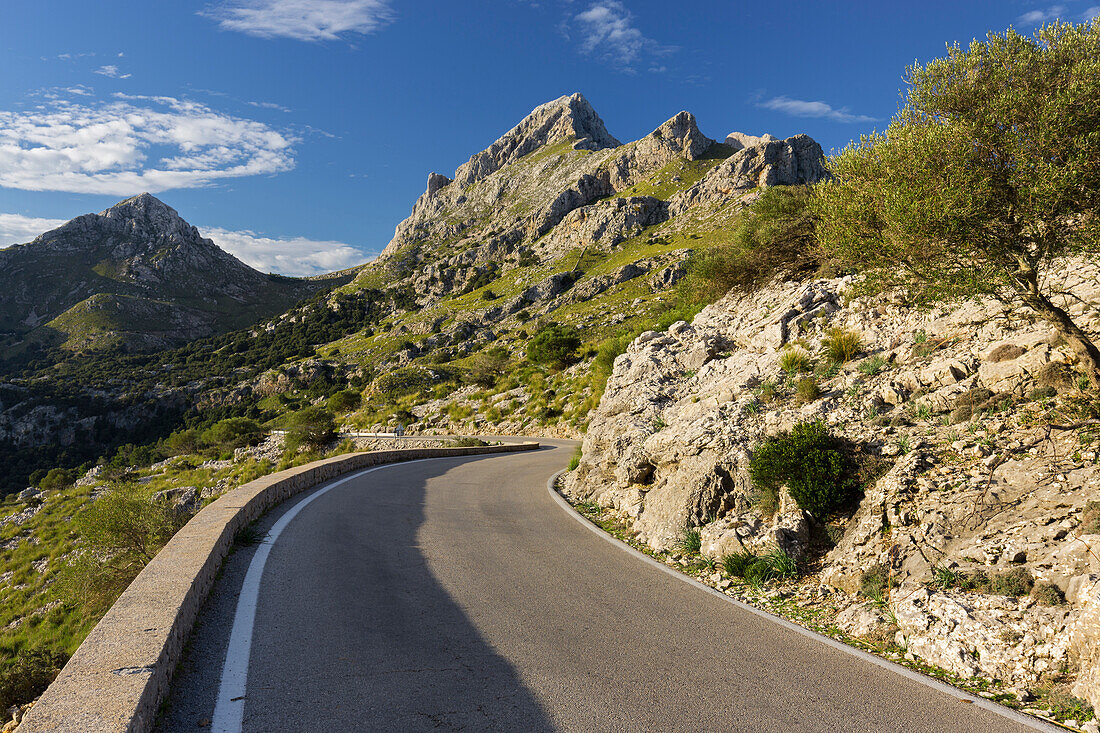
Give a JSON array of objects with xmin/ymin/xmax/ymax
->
[{"xmin": 1, "ymin": 0, "xmax": 1097, "ymax": 275}]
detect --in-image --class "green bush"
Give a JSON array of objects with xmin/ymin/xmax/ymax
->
[
  {"xmin": 0, "ymin": 646, "xmax": 68, "ymax": 711},
  {"xmin": 284, "ymin": 406, "xmax": 337, "ymax": 453},
  {"xmin": 58, "ymin": 483, "xmax": 189, "ymax": 615},
  {"xmin": 526, "ymin": 323, "xmax": 582, "ymax": 369},
  {"xmin": 567, "ymin": 445, "xmax": 582, "ymax": 471},
  {"xmin": 742, "ymin": 547, "xmax": 798, "ymax": 588},
  {"xmin": 327, "ymin": 389, "xmax": 362, "ymax": 413},
  {"xmin": 202, "ymin": 418, "xmax": 264, "ymax": 451},
  {"xmin": 37, "ymin": 467, "xmax": 76, "ymax": 491},
  {"xmin": 749, "ymin": 421, "xmax": 853, "ymax": 518},
  {"xmin": 677, "ymin": 186, "xmax": 822, "ymax": 306},
  {"xmin": 372, "ymin": 366, "xmax": 445, "ymax": 397},
  {"xmin": 465, "ymin": 346, "xmax": 510, "ymax": 387}
]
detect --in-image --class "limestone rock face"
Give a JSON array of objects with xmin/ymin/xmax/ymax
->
[
  {"xmin": 670, "ymin": 134, "xmax": 828, "ymax": 214},
  {"xmin": 724, "ymin": 131, "xmax": 778, "ymax": 150},
  {"xmin": 453, "ymin": 93, "xmax": 620, "ymax": 188},
  {"xmin": 564, "ymin": 254, "xmax": 1100, "ymax": 697}
]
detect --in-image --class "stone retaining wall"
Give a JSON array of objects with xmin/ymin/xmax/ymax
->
[{"xmin": 20, "ymin": 443, "xmax": 538, "ymax": 733}]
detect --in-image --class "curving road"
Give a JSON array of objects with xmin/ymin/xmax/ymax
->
[{"xmin": 158, "ymin": 439, "xmax": 1044, "ymax": 732}]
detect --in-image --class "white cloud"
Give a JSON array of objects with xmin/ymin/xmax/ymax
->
[
  {"xmin": 1018, "ymin": 5, "xmax": 1066, "ymax": 23},
  {"xmin": 0, "ymin": 93, "xmax": 297, "ymax": 195},
  {"xmin": 200, "ymin": 0, "xmax": 394, "ymax": 41},
  {"xmin": 201, "ymin": 226, "xmax": 373, "ymax": 276},
  {"xmin": 1085, "ymin": 6, "xmax": 1100, "ymax": 20},
  {"xmin": 93, "ymin": 65, "xmax": 132, "ymax": 79},
  {"xmin": 758, "ymin": 96, "xmax": 879, "ymax": 124},
  {"xmin": 0, "ymin": 213, "xmax": 67, "ymax": 247},
  {"xmin": 569, "ymin": 1, "xmax": 674, "ymax": 72}
]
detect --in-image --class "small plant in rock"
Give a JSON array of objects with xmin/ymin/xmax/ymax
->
[
  {"xmin": 1081, "ymin": 501, "xmax": 1100, "ymax": 534},
  {"xmin": 749, "ymin": 421, "xmax": 854, "ymax": 518},
  {"xmin": 743, "ymin": 547, "xmax": 798, "ymax": 588},
  {"xmin": 795, "ymin": 377, "xmax": 822, "ymax": 405},
  {"xmin": 757, "ymin": 380, "xmax": 779, "ymax": 403},
  {"xmin": 1038, "ymin": 686, "xmax": 1096, "ymax": 722},
  {"xmin": 1031, "ymin": 582, "xmax": 1067, "ymax": 606},
  {"xmin": 779, "ymin": 347, "xmax": 813, "ymax": 376},
  {"xmin": 989, "ymin": 567, "xmax": 1034, "ymax": 597},
  {"xmin": 821, "ymin": 327, "xmax": 863, "ymax": 363},
  {"xmin": 567, "ymin": 446, "xmax": 582, "ymax": 471},
  {"xmin": 858, "ymin": 355, "xmax": 887, "ymax": 376},
  {"xmin": 721, "ymin": 550, "xmax": 758, "ymax": 577},
  {"xmin": 932, "ymin": 565, "xmax": 963, "ymax": 591},
  {"xmin": 677, "ymin": 527, "xmax": 703, "ymax": 554},
  {"xmin": 861, "ymin": 563, "xmax": 891, "ymax": 603}
]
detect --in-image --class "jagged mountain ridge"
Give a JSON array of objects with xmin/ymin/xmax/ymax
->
[
  {"xmin": 0, "ymin": 194, "xmax": 354, "ymax": 355},
  {"xmin": 338, "ymin": 93, "xmax": 827, "ymax": 382}
]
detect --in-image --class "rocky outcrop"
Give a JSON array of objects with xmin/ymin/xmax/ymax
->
[
  {"xmin": 670, "ymin": 134, "xmax": 828, "ymax": 214},
  {"xmin": 566, "ymin": 256, "xmax": 1100, "ymax": 700},
  {"xmin": 536, "ymin": 196, "xmax": 668, "ymax": 260}
]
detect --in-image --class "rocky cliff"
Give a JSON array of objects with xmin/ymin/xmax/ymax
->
[{"xmin": 565, "ymin": 257, "xmax": 1100, "ymax": 714}]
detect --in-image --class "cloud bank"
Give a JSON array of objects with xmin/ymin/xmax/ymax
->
[
  {"xmin": 201, "ymin": 226, "xmax": 372, "ymax": 276},
  {"xmin": 0, "ymin": 94, "xmax": 296, "ymax": 195},
  {"xmin": 569, "ymin": 1, "xmax": 674, "ymax": 72},
  {"xmin": 758, "ymin": 95, "xmax": 878, "ymax": 124},
  {"xmin": 201, "ymin": 0, "xmax": 394, "ymax": 41}
]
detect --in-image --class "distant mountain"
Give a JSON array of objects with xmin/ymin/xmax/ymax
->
[{"xmin": 0, "ymin": 194, "xmax": 359, "ymax": 355}]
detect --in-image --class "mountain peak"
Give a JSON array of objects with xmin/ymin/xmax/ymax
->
[
  {"xmin": 644, "ymin": 111, "xmax": 714, "ymax": 161},
  {"xmin": 98, "ymin": 193, "xmax": 193, "ymax": 240},
  {"xmin": 452, "ymin": 92, "xmax": 620, "ymax": 188}
]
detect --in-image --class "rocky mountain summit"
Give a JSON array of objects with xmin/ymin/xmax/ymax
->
[
  {"xmin": 0, "ymin": 194, "xmax": 348, "ymax": 355},
  {"xmin": 349, "ymin": 93, "xmax": 827, "ymax": 385},
  {"xmin": 565, "ymin": 256, "xmax": 1100, "ymax": 714}
]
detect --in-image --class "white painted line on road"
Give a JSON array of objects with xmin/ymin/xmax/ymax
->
[
  {"xmin": 211, "ymin": 462, "xmax": 406, "ymax": 733},
  {"xmin": 546, "ymin": 470, "xmax": 1061, "ymax": 733}
]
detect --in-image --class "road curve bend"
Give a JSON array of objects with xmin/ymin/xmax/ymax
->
[{"xmin": 157, "ymin": 439, "xmax": 1043, "ymax": 732}]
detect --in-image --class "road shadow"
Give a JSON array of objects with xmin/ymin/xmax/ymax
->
[{"xmin": 161, "ymin": 454, "xmax": 556, "ymax": 732}]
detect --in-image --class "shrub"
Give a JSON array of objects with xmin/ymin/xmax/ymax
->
[
  {"xmin": 795, "ymin": 378, "xmax": 821, "ymax": 405},
  {"xmin": 202, "ymin": 418, "xmax": 264, "ymax": 451},
  {"xmin": 284, "ymin": 407, "xmax": 337, "ymax": 452},
  {"xmin": 480, "ymin": 288, "xmax": 497, "ymax": 301},
  {"xmin": 0, "ymin": 646, "xmax": 68, "ymax": 712},
  {"xmin": 858, "ymin": 355, "xmax": 887, "ymax": 376},
  {"xmin": 327, "ymin": 389, "xmax": 362, "ymax": 413},
  {"xmin": 58, "ymin": 483, "xmax": 189, "ymax": 615},
  {"xmin": 677, "ymin": 186, "xmax": 822, "ymax": 306},
  {"xmin": 465, "ymin": 346, "xmax": 510, "ymax": 387},
  {"xmin": 749, "ymin": 421, "xmax": 853, "ymax": 518},
  {"xmin": 38, "ymin": 467, "xmax": 76, "ymax": 491},
  {"xmin": 526, "ymin": 323, "xmax": 582, "ymax": 369},
  {"xmin": 778, "ymin": 347, "xmax": 813, "ymax": 376},
  {"xmin": 372, "ymin": 366, "xmax": 444, "ymax": 397},
  {"xmin": 742, "ymin": 547, "xmax": 798, "ymax": 588},
  {"xmin": 822, "ymin": 328, "xmax": 863, "ymax": 363},
  {"xmin": 1082, "ymin": 501, "xmax": 1100, "ymax": 534}
]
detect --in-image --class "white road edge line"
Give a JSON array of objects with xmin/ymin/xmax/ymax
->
[
  {"xmin": 211, "ymin": 459, "xmax": 429, "ymax": 733},
  {"xmin": 546, "ymin": 469, "xmax": 1060, "ymax": 733}
]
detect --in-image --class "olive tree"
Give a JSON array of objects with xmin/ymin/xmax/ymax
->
[{"xmin": 813, "ymin": 21, "xmax": 1100, "ymax": 384}]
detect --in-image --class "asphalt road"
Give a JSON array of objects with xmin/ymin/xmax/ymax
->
[{"xmin": 158, "ymin": 439, "xmax": 1041, "ymax": 732}]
